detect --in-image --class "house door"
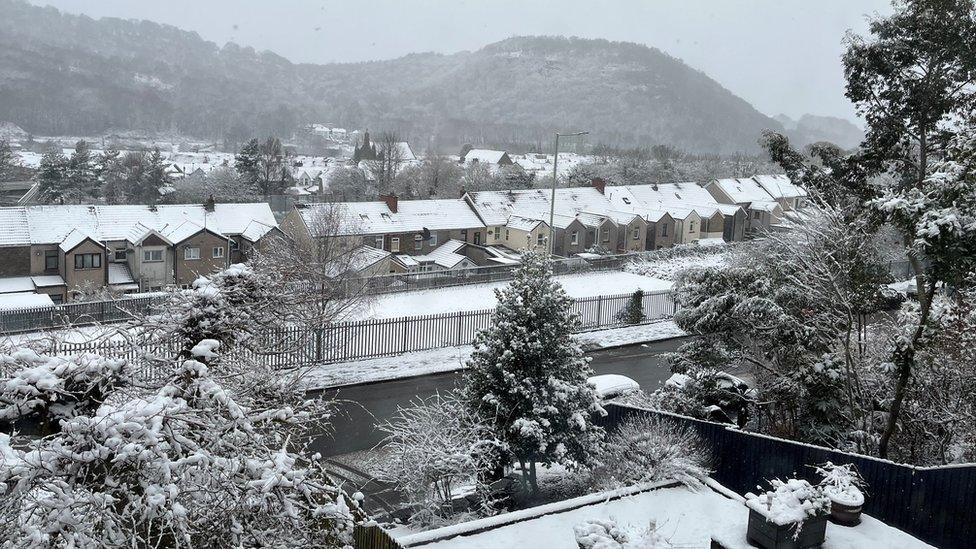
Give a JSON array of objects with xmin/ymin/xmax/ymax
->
[{"xmin": 474, "ymin": 232, "xmax": 482, "ymax": 245}]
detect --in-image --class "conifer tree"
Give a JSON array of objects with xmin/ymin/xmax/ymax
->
[
  {"xmin": 36, "ymin": 149, "xmax": 69, "ymax": 204},
  {"xmin": 461, "ymin": 250, "xmax": 603, "ymax": 494}
]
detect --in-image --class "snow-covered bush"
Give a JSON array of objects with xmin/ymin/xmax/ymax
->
[
  {"xmin": 625, "ymin": 242, "xmax": 734, "ymax": 281},
  {"xmin": 626, "ymin": 367, "xmax": 753, "ymax": 427},
  {"xmin": 589, "ymin": 415, "xmax": 709, "ymax": 490},
  {"xmin": 0, "ymin": 350, "xmax": 128, "ymax": 431},
  {"xmin": 745, "ymin": 478, "xmax": 830, "ymax": 528},
  {"xmin": 616, "ymin": 290, "xmax": 646, "ymax": 325},
  {"xmin": 0, "ymin": 342, "xmax": 361, "ymax": 547},
  {"xmin": 462, "ymin": 250, "xmax": 604, "ymax": 494},
  {"xmin": 574, "ymin": 518, "xmax": 669, "ymax": 549},
  {"xmin": 374, "ymin": 392, "xmax": 501, "ymax": 527},
  {"xmin": 814, "ymin": 462, "xmax": 866, "ymax": 507}
]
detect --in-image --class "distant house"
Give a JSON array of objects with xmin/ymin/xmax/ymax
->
[
  {"xmin": 394, "ymin": 240, "xmax": 478, "ymax": 276},
  {"xmin": 705, "ymin": 178, "xmax": 784, "ymax": 235},
  {"xmin": 605, "ymin": 182, "xmax": 747, "ymax": 243},
  {"xmin": 751, "ymin": 174, "xmax": 808, "ymax": 211},
  {"xmin": 282, "ymin": 194, "xmax": 487, "ymax": 255},
  {"xmin": 0, "ymin": 201, "xmax": 279, "ymax": 302},
  {"xmin": 461, "ymin": 149, "xmax": 514, "ymax": 167}
]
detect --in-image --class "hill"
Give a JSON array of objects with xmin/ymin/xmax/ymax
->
[
  {"xmin": 0, "ymin": 0, "xmax": 788, "ymax": 153},
  {"xmin": 774, "ymin": 114, "xmax": 864, "ymax": 150}
]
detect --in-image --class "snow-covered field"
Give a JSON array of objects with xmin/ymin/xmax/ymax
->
[
  {"xmin": 406, "ymin": 483, "xmax": 932, "ymax": 549},
  {"xmin": 358, "ymin": 271, "xmax": 672, "ymax": 320}
]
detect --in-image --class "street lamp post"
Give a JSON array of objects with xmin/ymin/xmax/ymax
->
[{"xmin": 549, "ymin": 131, "xmax": 588, "ymax": 254}]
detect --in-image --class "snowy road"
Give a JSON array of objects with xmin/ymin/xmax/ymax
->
[{"xmin": 308, "ymin": 338, "xmax": 689, "ymax": 457}]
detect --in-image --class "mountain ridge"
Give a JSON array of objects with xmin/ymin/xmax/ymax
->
[{"xmin": 0, "ymin": 0, "xmax": 805, "ymax": 154}]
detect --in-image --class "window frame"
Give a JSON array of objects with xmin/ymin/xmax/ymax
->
[
  {"xmin": 632, "ymin": 227, "xmax": 640, "ymax": 240},
  {"xmin": 73, "ymin": 253, "xmax": 101, "ymax": 270},
  {"xmin": 391, "ymin": 237, "xmax": 400, "ymax": 252},
  {"xmin": 44, "ymin": 250, "xmax": 59, "ymax": 272},
  {"xmin": 601, "ymin": 228, "xmax": 610, "ymax": 242},
  {"xmin": 212, "ymin": 246, "xmax": 225, "ymax": 259},
  {"xmin": 689, "ymin": 221, "xmax": 696, "ymax": 233},
  {"xmin": 374, "ymin": 236, "xmax": 384, "ymax": 249},
  {"xmin": 661, "ymin": 224, "xmax": 668, "ymax": 237},
  {"xmin": 414, "ymin": 234, "xmax": 423, "ymax": 251},
  {"xmin": 183, "ymin": 247, "xmax": 201, "ymax": 261},
  {"xmin": 113, "ymin": 248, "xmax": 127, "ymax": 262},
  {"xmin": 571, "ymin": 231, "xmax": 579, "ymax": 245},
  {"xmin": 143, "ymin": 249, "xmax": 164, "ymax": 263}
]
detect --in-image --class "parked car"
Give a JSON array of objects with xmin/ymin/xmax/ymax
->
[{"xmin": 587, "ymin": 374, "xmax": 640, "ymax": 400}]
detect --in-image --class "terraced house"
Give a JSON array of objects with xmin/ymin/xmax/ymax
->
[{"xmin": 0, "ymin": 201, "xmax": 279, "ymax": 304}]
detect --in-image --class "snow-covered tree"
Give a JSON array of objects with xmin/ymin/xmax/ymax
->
[
  {"xmin": 66, "ymin": 139, "xmax": 98, "ymax": 201},
  {"xmin": 373, "ymin": 392, "xmax": 501, "ymax": 526},
  {"xmin": 461, "ymin": 250, "xmax": 604, "ymax": 494},
  {"xmin": 0, "ymin": 264, "xmax": 365, "ymax": 546},
  {"xmin": 36, "ymin": 149, "xmax": 69, "ymax": 204}
]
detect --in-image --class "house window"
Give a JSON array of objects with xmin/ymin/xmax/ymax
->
[
  {"xmin": 537, "ymin": 233, "xmax": 545, "ymax": 246},
  {"xmin": 114, "ymin": 248, "xmax": 127, "ymax": 262},
  {"xmin": 184, "ymin": 247, "xmax": 201, "ymax": 260},
  {"xmin": 374, "ymin": 236, "xmax": 384, "ymax": 249},
  {"xmin": 414, "ymin": 234, "xmax": 423, "ymax": 251},
  {"xmin": 689, "ymin": 221, "xmax": 696, "ymax": 233},
  {"xmin": 391, "ymin": 237, "xmax": 400, "ymax": 252},
  {"xmin": 44, "ymin": 250, "xmax": 59, "ymax": 272},
  {"xmin": 505, "ymin": 229, "xmax": 510, "ymax": 240},
  {"xmin": 632, "ymin": 227, "xmax": 640, "ymax": 240},
  {"xmin": 50, "ymin": 294, "xmax": 63, "ymax": 305},
  {"xmin": 73, "ymin": 253, "xmax": 101, "ymax": 270},
  {"xmin": 229, "ymin": 239, "xmax": 240, "ymax": 251},
  {"xmin": 601, "ymin": 228, "xmax": 610, "ymax": 242},
  {"xmin": 661, "ymin": 224, "xmax": 668, "ymax": 237},
  {"xmin": 474, "ymin": 232, "xmax": 482, "ymax": 245},
  {"xmin": 144, "ymin": 249, "xmax": 163, "ymax": 263},
  {"xmin": 212, "ymin": 246, "xmax": 224, "ymax": 259},
  {"xmin": 753, "ymin": 211, "xmax": 761, "ymax": 220},
  {"xmin": 571, "ymin": 231, "xmax": 579, "ymax": 245},
  {"xmin": 429, "ymin": 233, "xmax": 437, "ymax": 247}
]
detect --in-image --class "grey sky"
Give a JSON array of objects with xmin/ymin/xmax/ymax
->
[{"xmin": 29, "ymin": 0, "xmax": 892, "ymax": 123}]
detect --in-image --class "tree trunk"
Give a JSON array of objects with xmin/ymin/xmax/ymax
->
[
  {"xmin": 529, "ymin": 460, "xmax": 539, "ymax": 496},
  {"xmin": 878, "ymin": 259, "xmax": 936, "ymax": 458}
]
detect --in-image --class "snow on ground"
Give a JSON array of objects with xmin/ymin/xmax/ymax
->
[
  {"xmin": 302, "ymin": 320, "xmax": 686, "ymax": 390},
  {"xmin": 625, "ymin": 246, "xmax": 733, "ymax": 281},
  {"xmin": 358, "ymin": 271, "xmax": 672, "ymax": 319},
  {"xmin": 407, "ymin": 484, "xmax": 932, "ymax": 549}
]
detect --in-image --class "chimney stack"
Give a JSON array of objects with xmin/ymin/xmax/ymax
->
[
  {"xmin": 379, "ymin": 193, "xmax": 399, "ymax": 213},
  {"xmin": 591, "ymin": 177, "xmax": 607, "ymax": 194},
  {"xmin": 204, "ymin": 194, "xmax": 216, "ymax": 212}
]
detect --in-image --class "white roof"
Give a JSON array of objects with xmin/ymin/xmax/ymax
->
[
  {"xmin": 506, "ymin": 215, "xmax": 546, "ymax": 232},
  {"xmin": 0, "ymin": 293, "xmax": 54, "ymax": 311},
  {"xmin": 418, "ymin": 240, "xmax": 469, "ymax": 269},
  {"xmin": 108, "ymin": 263, "xmax": 136, "ymax": 285},
  {"xmin": 239, "ymin": 220, "xmax": 277, "ymax": 243},
  {"xmin": 31, "ymin": 275, "xmax": 66, "ymax": 288},
  {"xmin": 58, "ymin": 228, "xmax": 100, "ymax": 252},
  {"xmin": 0, "ymin": 276, "xmax": 37, "ymax": 294},
  {"xmin": 467, "ymin": 187, "xmax": 615, "ymax": 226},
  {"xmin": 348, "ymin": 245, "xmax": 391, "ymax": 272},
  {"xmin": 300, "ymin": 199, "xmax": 484, "ymax": 237},
  {"xmin": 161, "ymin": 220, "xmax": 219, "ymax": 243},
  {"xmin": 0, "ymin": 203, "xmax": 277, "ymax": 247},
  {"xmin": 606, "ymin": 183, "xmax": 739, "ymax": 220},
  {"xmin": 711, "ymin": 177, "xmax": 779, "ymax": 206},
  {"xmin": 752, "ymin": 174, "xmax": 808, "ymax": 199},
  {"xmin": 464, "ymin": 149, "xmax": 508, "ymax": 164}
]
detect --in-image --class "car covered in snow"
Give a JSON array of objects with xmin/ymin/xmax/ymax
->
[{"xmin": 587, "ymin": 374, "xmax": 640, "ymax": 400}]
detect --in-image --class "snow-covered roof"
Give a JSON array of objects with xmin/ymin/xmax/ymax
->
[
  {"xmin": 161, "ymin": 220, "xmax": 221, "ymax": 244},
  {"xmin": 58, "ymin": 229, "xmax": 101, "ymax": 253},
  {"xmin": 238, "ymin": 220, "xmax": 277, "ymax": 243},
  {"xmin": 31, "ymin": 275, "xmax": 66, "ymax": 288},
  {"xmin": 348, "ymin": 245, "xmax": 391, "ymax": 272},
  {"xmin": 710, "ymin": 177, "xmax": 779, "ymax": 206},
  {"xmin": 464, "ymin": 149, "xmax": 509, "ymax": 164},
  {"xmin": 108, "ymin": 263, "xmax": 136, "ymax": 285},
  {"xmin": 466, "ymin": 187, "xmax": 615, "ymax": 226},
  {"xmin": 300, "ymin": 199, "xmax": 484, "ymax": 236},
  {"xmin": 415, "ymin": 240, "xmax": 470, "ymax": 269},
  {"xmin": 606, "ymin": 183, "xmax": 739, "ymax": 220},
  {"xmin": 0, "ymin": 275, "xmax": 66, "ymax": 295},
  {"xmin": 0, "ymin": 203, "xmax": 277, "ymax": 247},
  {"xmin": 0, "ymin": 293, "xmax": 54, "ymax": 311},
  {"xmin": 752, "ymin": 174, "xmax": 808, "ymax": 200},
  {"xmin": 506, "ymin": 215, "xmax": 546, "ymax": 232}
]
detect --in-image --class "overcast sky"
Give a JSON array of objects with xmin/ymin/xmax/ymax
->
[{"xmin": 30, "ymin": 0, "xmax": 892, "ymax": 123}]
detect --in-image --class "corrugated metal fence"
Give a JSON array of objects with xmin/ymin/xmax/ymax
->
[
  {"xmin": 598, "ymin": 403, "xmax": 976, "ymax": 549},
  {"xmin": 7, "ymin": 290, "xmax": 675, "ymax": 370}
]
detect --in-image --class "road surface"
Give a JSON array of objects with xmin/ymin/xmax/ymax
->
[{"xmin": 309, "ymin": 338, "xmax": 688, "ymax": 457}]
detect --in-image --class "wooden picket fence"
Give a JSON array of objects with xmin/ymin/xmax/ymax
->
[{"xmin": 7, "ymin": 290, "xmax": 676, "ymax": 373}]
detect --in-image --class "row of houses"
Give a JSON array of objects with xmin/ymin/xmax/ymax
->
[
  {"xmin": 282, "ymin": 174, "xmax": 808, "ymax": 277},
  {"xmin": 0, "ymin": 199, "xmax": 280, "ymax": 306}
]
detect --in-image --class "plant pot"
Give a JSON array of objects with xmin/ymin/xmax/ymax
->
[
  {"xmin": 829, "ymin": 498, "xmax": 862, "ymax": 526},
  {"xmin": 746, "ymin": 509, "xmax": 827, "ymax": 549}
]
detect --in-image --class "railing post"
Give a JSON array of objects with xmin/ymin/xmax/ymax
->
[{"xmin": 595, "ymin": 294, "xmax": 603, "ymax": 328}]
